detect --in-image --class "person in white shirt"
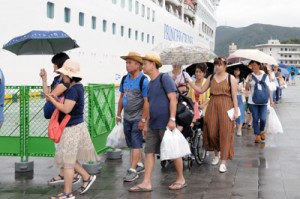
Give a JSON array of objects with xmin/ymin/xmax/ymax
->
[
  {"xmin": 245, "ymin": 61, "xmax": 274, "ymax": 143},
  {"xmin": 167, "ymin": 65, "xmax": 192, "ymax": 95}
]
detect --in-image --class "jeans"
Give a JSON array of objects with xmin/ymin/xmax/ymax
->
[
  {"xmin": 273, "ymin": 87, "xmax": 280, "ymax": 102},
  {"xmin": 249, "ymin": 104, "xmax": 267, "ymax": 136},
  {"xmin": 123, "ymin": 119, "xmax": 143, "ymax": 149},
  {"xmin": 235, "ymin": 95, "xmax": 245, "ymax": 125}
]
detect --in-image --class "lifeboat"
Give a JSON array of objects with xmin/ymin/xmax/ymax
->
[{"xmin": 165, "ymin": 0, "xmax": 182, "ymax": 7}]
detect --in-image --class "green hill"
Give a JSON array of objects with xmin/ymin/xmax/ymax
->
[{"xmin": 215, "ymin": 24, "xmax": 300, "ymax": 56}]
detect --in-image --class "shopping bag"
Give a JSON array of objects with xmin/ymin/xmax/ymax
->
[
  {"xmin": 266, "ymin": 107, "xmax": 283, "ymax": 134},
  {"xmin": 160, "ymin": 128, "xmax": 191, "ymax": 160},
  {"xmin": 106, "ymin": 123, "xmax": 127, "ymax": 148}
]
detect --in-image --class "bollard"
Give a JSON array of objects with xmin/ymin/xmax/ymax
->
[
  {"xmin": 106, "ymin": 148, "xmax": 122, "ymax": 160},
  {"xmin": 82, "ymin": 162, "xmax": 102, "ymax": 175},
  {"xmin": 15, "ymin": 161, "xmax": 34, "ymax": 173}
]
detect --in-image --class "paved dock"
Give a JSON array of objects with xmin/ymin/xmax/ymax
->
[{"xmin": 0, "ymin": 80, "xmax": 299, "ymax": 199}]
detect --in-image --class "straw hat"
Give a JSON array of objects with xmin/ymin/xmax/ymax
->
[
  {"xmin": 56, "ymin": 59, "xmax": 82, "ymax": 78},
  {"xmin": 120, "ymin": 51, "xmax": 143, "ymax": 64},
  {"xmin": 142, "ymin": 52, "xmax": 162, "ymax": 67}
]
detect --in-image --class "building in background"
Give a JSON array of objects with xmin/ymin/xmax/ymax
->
[
  {"xmin": 228, "ymin": 43, "xmax": 237, "ymax": 55},
  {"xmin": 255, "ymin": 39, "xmax": 300, "ymax": 67}
]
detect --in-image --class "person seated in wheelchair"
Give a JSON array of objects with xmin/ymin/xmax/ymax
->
[{"xmin": 187, "ymin": 63, "xmax": 210, "ymax": 131}]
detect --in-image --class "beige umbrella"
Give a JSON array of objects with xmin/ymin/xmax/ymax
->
[
  {"xmin": 152, "ymin": 41, "xmax": 216, "ymax": 65},
  {"xmin": 231, "ymin": 49, "xmax": 277, "ymax": 65}
]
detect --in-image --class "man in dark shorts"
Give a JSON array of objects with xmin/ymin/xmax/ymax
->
[
  {"xmin": 129, "ymin": 52, "xmax": 187, "ymax": 192},
  {"xmin": 117, "ymin": 52, "xmax": 149, "ymax": 182}
]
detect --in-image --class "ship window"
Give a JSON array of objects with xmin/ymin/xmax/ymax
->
[
  {"xmin": 152, "ymin": 10, "xmax": 155, "ymax": 22},
  {"xmin": 147, "ymin": 7, "xmax": 150, "ymax": 20},
  {"xmin": 103, "ymin": 20, "xmax": 107, "ymax": 32},
  {"xmin": 92, "ymin": 16, "xmax": 97, "ymax": 29},
  {"xmin": 112, "ymin": 23, "xmax": 116, "ymax": 35},
  {"xmin": 141, "ymin": 4, "xmax": 145, "ymax": 17},
  {"xmin": 152, "ymin": 36, "xmax": 155, "ymax": 44},
  {"xmin": 79, "ymin": 12, "xmax": 84, "ymax": 26},
  {"xmin": 121, "ymin": 26, "xmax": 124, "ymax": 37},
  {"xmin": 47, "ymin": 2, "xmax": 54, "ymax": 19},
  {"xmin": 121, "ymin": 0, "xmax": 125, "ymax": 8},
  {"xmin": 135, "ymin": 1, "xmax": 139, "ymax": 15},
  {"xmin": 128, "ymin": 28, "xmax": 132, "ymax": 38},
  {"xmin": 147, "ymin": 34, "xmax": 150, "ymax": 43},
  {"xmin": 141, "ymin": 32, "xmax": 144, "ymax": 42},
  {"xmin": 112, "ymin": 0, "xmax": 117, "ymax": 4},
  {"xmin": 135, "ymin": 30, "xmax": 138, "ymax": 40},
  {"xmin": 64, "ymin": 7, "xmax": 71, "ymax": 23},
  {"xmin": 128, "ymin": 0, "xmax": 132, "ymax": 11}
]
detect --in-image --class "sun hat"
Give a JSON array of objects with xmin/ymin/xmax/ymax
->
[
  {"xmin": 142, "ymin": 52, "xmax": 162, "ymax": 67},
  {"xmin": 120, "ymin": 51, "xmax": 143, "ymax": 64},
  {"xmin": 56, "ymin": 59, "xmax": 82, "ymax": 78}
]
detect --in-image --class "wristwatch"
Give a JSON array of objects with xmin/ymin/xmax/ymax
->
[
  {"xmin": 140, "ymin": 118, "xmax": 146, "ymax": 123},
  {"xmin": 169, "ymin": 117, "xmax": 176, "ymax": 122}
]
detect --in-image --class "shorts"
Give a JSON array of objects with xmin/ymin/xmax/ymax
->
[
  {"xmin": 123, "ymin": 119, "xmax": 143, "ymax": 149},
  {"xmin": 144, "ymin": 128, "xmax": 166, "ymax": 154}
]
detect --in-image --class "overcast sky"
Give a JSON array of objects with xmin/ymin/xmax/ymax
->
[{"xmin": 216, "ymin": 0, "xmax": 300, "ymax": 28}]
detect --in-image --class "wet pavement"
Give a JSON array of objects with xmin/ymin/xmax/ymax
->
[{"xmin": 0, "ymin": 80, "xmax": 299, "ymax": 199}]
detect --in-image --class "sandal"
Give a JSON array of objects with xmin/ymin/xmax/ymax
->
[
  {"xmin": 72, "ymin": 173, "xmax": 82, "ymax": 184},
  {"xmin": 78, "ymin": 175, "xmax": 96, "ymax": 195},
  {"xmin": 48, "ymin": 174, "xmax": 64, "ymax": 185},
  {"xmin": 48, "ymin": 173, "xmax": 82, "ymax": 185},
  {"xmin": 50, "ymin": 192, "xmax": 75, "ymax": 199}
]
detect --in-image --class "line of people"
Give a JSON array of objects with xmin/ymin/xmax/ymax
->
[{"xmin": 41, "ymin": 51, "xmax": 282, "ymax": 198}]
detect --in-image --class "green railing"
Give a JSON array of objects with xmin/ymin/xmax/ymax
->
[{"xmin": 0, "ymin": 84, "xmax": 115, "ymax": 162}]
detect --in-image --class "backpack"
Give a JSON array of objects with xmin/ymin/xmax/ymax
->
[
  {"xmin": 121, "ymin": 74, "xmax": 146, "ymax": 91},
  {"xmin": 252, "ymin": 74, "xmax": 269, "ymax": 104},
  {"xmin": 48, "ymin": 97, "xmax": 71, "ymax": 143},
  {"xmin": 160, "ymin": 73, "xmax": 194, "ymax": 128}
]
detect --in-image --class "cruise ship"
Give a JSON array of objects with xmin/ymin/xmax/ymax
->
[{"xmin": 0, "ymin": 0, "xmax": 220, "ymax": 85}]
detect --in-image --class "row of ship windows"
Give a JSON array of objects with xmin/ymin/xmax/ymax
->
[
  {"xmin": 46, "ymin": 2, "xmax": 155, "ymax": 44},
  {"xmin": 111, "ymin": 0, "xmax": 155, "ymax": 22}
]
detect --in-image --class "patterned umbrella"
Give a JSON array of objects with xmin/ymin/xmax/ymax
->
[
  {"xmin": 153, "ymin": 42, "xmax": 216, "ymax": 65},
  {"xmin": 3, "ymin": 30, "xmax": 79, "ymax": 55}
]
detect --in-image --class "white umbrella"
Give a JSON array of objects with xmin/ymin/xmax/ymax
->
[
  {"xmin": 152, "ymin": 41, "xmax": 216, "ymax": 65},
  {"xmin": 231, "ymin": 49, "xmax": 277, "ymax": 65}
]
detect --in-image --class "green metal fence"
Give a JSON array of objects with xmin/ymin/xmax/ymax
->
[{"xmin": 0, "ymin": 84, "xmax": 115, "ymax": 162}]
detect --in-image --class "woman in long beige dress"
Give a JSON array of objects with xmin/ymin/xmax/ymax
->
[{"xmin": 188, "ymin": 57, "xmax": 239, "ymax": 173}]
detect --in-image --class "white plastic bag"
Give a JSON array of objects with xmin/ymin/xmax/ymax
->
[
  {"xmin": 266, "ymin": 107, "xmax": 283, "ymax": 134},
  {"xmin": 160, "ymin": 128, "xmax": 191, "ymax": 160},
  {"xmin": 106, "ymin": 123, "xmax": 127, "ymax": 148}
]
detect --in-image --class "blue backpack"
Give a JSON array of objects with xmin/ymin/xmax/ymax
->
[{"xmin": 252, "ymin": 74, "xmax": 269, "ymax": 104}]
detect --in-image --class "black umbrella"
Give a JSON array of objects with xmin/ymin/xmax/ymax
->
[
  {"xmin": 3, "ymin": 30, "xmax": 79, "ymax": 55},
  {"xmin": 226, "ymin": 62, "xmax": 252, "ymax": 80},
  {"xmin": 185, "ymin": 62, "xmax": 214, "ymax": 78}
]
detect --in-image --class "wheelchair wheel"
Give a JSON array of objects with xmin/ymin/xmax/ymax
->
[
  {"xmin": 187, "ymin": 157, "xmax": 193, "ymax": 169},
  {"xmin": 194, "ymin": 130, "xmax": 206, "ymax": 165}
]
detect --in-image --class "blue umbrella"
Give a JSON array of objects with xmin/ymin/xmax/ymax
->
[
  {"xmin": 3, "ymin": 30, "xmax": 79, "ymax": 55},
  {"xmin": 287, "ymin": 66, "xmax": 299, "ymax": 75},
  {"xmin": 278, "ymin": 64, "xmax": 287, "ymax": 69},
  {"xmin": 279, "ymin": 67, "xmax": 290, "ymax": 77}
]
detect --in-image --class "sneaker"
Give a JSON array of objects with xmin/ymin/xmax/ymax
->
[
  {"xmin": 219, "ymin": 164, "xmax": 227, "ymax": 173},
  {"xmin": 211, "ymin": 156, "xmax": 220, "ymax": 166},
  {"xmin": 255, "ymin": 135, "xmax": 261, "ymax": 143},
  {"xmin": 136, "ymin": 164, "xmax": 145, "ymax": 174},
  {"xmin": 260, "ymin": 131, "xmax": 266, "ymax": 141},
  {"xmin": 236, "ymin": 130, "xmax": 242, "ymax": 136},
  {"xmin": 123, "ymin": 169, "xmax": 139, "ymax": 182}
]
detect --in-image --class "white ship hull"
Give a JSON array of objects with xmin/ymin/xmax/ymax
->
[{"xmin": 0, "ymin": 0, "xmax": 218, "ymax": 85}]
